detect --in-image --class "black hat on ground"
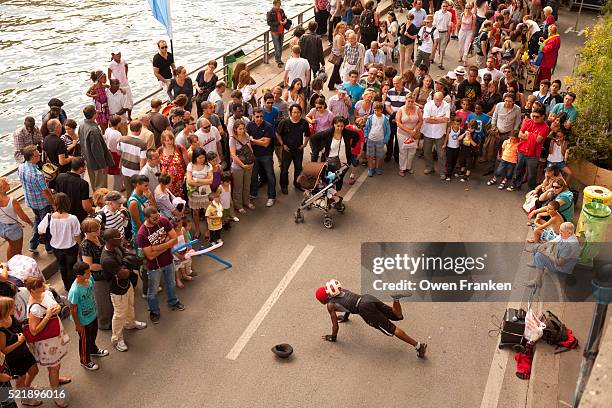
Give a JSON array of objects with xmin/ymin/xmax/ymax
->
[{"xmin": 271, "ymin": 343, "xmax": 293, "ymax": 358}]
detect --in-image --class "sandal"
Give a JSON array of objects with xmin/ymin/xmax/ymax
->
[
  {"xmin": 59, "ymin": 377, "xmax": 72, "ymax": 385},
  {"xmin": 398, "ymin": 170, "xmax": 406, "ymax": 177}
]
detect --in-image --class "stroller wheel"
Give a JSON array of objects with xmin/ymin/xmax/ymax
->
[
  {"xmin": 336, "ymin": 202, "xmax": 346, "ymax": 213},
  {"xmin": 323, "ymin": 217, "xmax": 334, "ymax": 229},
  {"xmin": 294, "ymin": 210, "xmax": 304, "ymax": 223}
]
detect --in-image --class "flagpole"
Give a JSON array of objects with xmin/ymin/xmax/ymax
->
[{"xmin": 166, "ymin": 0, "xmax": 174, "ymax": 57}]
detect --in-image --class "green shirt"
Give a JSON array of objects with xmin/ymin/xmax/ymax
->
[
  {"xmin": 551, "ymin": 103, "xmax": 577, "ymax": 121},
  {"xmin": 68, "ymin": 276, "xmax": 97, "ymax": 326}
]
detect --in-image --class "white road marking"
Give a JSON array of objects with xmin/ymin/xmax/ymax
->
[
  {"xmin": 479, "ymin": 301, "xmax": 521, "ymax": 408},
  {"xmin": 225, "ymin": 244, "xmax": 315, "ymax": 361},
  {"xmin": 564, "ymin": 27, "xmax": 573, "ymax": 33},
  {"xmin": 577, "ymin": 30, "xmax": 585, "ymax": 37},
  {"xmin": 480, "ymin": 250, "xmax": 535, "ymax": 408},
  {"xmin": 343, "ymin": 169, "xmax": 369, "ymax": 202}
]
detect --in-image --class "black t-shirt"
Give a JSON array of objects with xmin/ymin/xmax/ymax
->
[
  {"xmin": 43, "ymin": 134, "xmax": 70, "ymax": 173},
  {"xmin": 276, "ymin": 118, "xmax": 310, "ymax": 151},
  {"xmin": 55, "ymin": 171, "xmax": 90, "ymax": 222},
  {"xmin": 400, "ymin": 23, "xmax": 419, "ymax": 45},
  {"xmin": 81, "ymin": 238, "xmax": 104, "ymax": 280},
  {"xmin": 458, "ymin": 80, "xmax": 482, "ymax": 102},
  {"xmin": 246, "ymin": 121, "xmax": 275, "ymax": 157},
  {"xmin": 100, "ymin": 247, "xmax": 133, "ymax": 295},
  {"xmin": 152, "ymin": 52, "xmax": 175, "ymax": 80}
]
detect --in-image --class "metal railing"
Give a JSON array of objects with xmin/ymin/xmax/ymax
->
[{"xmin": 131, "ymin": 6, "xmax": 317, "ymax": 108}]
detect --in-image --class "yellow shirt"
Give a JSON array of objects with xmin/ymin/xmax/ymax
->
[
  {"xmin": 205, "ymin": 202, "xmax": 223, "ymax": 231},
  {"xmin": 501, "ymin": 139, "xmax": 519, "ymax": 164}
]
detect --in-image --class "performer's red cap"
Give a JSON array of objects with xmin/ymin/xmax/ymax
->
[{"xmin": 315, "ymin": 286, "xmax": 329, "ymax": 304}]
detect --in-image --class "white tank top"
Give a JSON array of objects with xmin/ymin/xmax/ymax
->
[
  {"xmin": 219, "ymin": 185, "xmax": 232, "ymax": 209},
  {"xmin": 0, "ymin": 197, "xmax": 19, "ymax": 225},
  {"xmin": 547, "ymin": 141, "xmax": 564, "ymax": 163}
]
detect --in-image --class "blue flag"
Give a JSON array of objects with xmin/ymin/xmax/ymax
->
[{"xmin": 148, "ymin": 0, "xmax": 173, "ymax": 39}]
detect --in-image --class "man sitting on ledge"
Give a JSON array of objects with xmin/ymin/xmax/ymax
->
[{"xmin": 526, "ymin": 221, "xmax": 581, "ymax": 288}]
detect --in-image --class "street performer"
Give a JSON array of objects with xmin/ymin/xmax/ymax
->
[{"xmin": 316, "ymin": 280, "xmax": 427, "ymax": 358}]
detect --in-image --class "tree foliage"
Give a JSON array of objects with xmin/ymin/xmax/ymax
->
[{"xmin": 565, "ymin": 13, "xmax": 612, "ymax": 169}]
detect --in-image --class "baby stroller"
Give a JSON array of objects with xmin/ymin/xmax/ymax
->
[{"xmin": 294, "ymin": 162, "xmax": 348, "ymax": 229}]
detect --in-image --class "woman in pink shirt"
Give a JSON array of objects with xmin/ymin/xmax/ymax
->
[{"xmin": 306, "ymin": 98, "xmax": 335, "ymax": 134}]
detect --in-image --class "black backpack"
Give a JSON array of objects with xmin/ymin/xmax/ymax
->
[
  {"xmin": 417, "ymin": 26, "xmax": 436, "ymax": 46},
  {"xmin": 541, "ymin": 311, "xmax": 567, "ymax": 345},
  {"xmin": 473, "ymin": 31, "xmax": 487, "ymax": 55},
  {"xmin": 360, "ymin": 10, "xmax": 374, "ymax": 31}
]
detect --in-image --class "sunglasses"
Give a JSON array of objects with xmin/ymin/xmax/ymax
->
[
  {"xmin": 552, "ymin": 185, "xmax": 561, "ymax": 189},
  {"xmin": 160, "ymin": 46, "xmax": 168, "ymax": 49},
  {"xmin": 202, "ymin": 125, "xmax": 211, "ymax": 130},
  {"xmin": 254, "ymin": 115, "xmax": 263, "ymax": 118}
]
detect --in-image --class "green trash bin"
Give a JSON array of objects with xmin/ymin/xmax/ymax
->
[
  {"xmin": 578, "ymin": 202, "xmax": 611, "ymax": 267},
  {"xmin": 224, "ymin": 49, "xmax": 246, "ymax": 89}
]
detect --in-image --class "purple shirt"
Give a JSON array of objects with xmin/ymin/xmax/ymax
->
[
  {"xmin": 307, "ymin": 108, "xmax": 335, "ymax": 134},
  {"xmin": 136, "ymin": 216, "xmax": 174, "ymax": 270}
]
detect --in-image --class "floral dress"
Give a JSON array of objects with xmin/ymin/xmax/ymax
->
[
  {"xmin": 26, "ymin": 291, "xmax": 69, "ymax": 367},
  {"xmin": 92, "ymin": 85, "xmax": 110, "ymax": 128},
  {"xmin": 158, "ymin": 145, "xmax": 186, "ymax": 198}
]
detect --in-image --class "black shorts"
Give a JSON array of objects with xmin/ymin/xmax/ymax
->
[{"xmin": 358, "ymin": 294, "xmax": 402, "ymax": 337}]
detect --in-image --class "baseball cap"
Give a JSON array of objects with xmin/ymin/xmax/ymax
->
[
  {"xmin": 315, "ymin": 286, "xmax": 329, "ymax": 304},
  {"xmin": 336, "ymin": 84, "xmax": 348, "ymax": 94},
  {"xmin": 105, "ymin": 190, "xmax": 125, "ymax": 203}
]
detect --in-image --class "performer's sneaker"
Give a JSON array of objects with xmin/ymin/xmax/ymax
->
[
  {"xmin": 391, "ymin": 293, "xmax": 412, "ymax": 301},
  {"xmin": 417, "ymin": 343, "xmax": 427, "ymax": 358}
]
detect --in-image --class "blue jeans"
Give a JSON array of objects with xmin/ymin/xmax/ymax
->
[
  {"xmin": 30, "ymin": 205, "xmax": 53, "ymax": 251},
  {"xmin": 271, "ymin": 33, "xmax": 284, "ymax": 64},
  {"xmin": 147, "ymin": 264, "xmax": 179, "ymax": 315},
  {"xmin": 250, "ymin": 155, "xmax": 276, "ymax": 199},
  {"xmin": 495, "ymin": 160, "xmax": 516, "ymax": 180},
  {"xmin": 512, "ymin": 152, "xmax": 538, "ymax": 190}
]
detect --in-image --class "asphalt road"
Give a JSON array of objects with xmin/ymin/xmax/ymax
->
[{"xmin": 32, "ymin": 7, "xmax": 600, "ymax": 408}]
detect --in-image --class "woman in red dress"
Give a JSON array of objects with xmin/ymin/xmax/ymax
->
[{"xmin": 157, "ymin": 130, "xmax": 189, "ymax": 198}]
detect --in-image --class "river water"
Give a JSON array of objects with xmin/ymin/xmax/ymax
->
[{"xmin": 0, "ymin": 0, "xmax": 308, "ymax": 171}]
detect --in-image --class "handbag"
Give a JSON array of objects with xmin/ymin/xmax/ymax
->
[
  {"xmin": 38, "ymin": 213, "xmax": 52, "ymax": 246},
  {"xmin": 328, "ymin": 53, "xmax": 342, "ymax": 65},
  {"xmin": 23, "ymin": 303, "xmax": 61, "ymax": 343},
  {"xmin": 234, "ymin": 137, "xmax": 255, "ymax": 165},
  {"xmin": 326, "ymin": 137, "xmax": 343, "ymax": 172},
  {"xmin": 41, "ymin": 149, "xmax": 59, "ymax": 182}
]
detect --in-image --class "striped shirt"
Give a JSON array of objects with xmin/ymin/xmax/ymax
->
[
  {"xmin": 384, "ymin": 87, "xmax": 410, "ymax": 113},
  {"xmin": 95, "ymin": 205, "xmax": 127, "ymax": 238},
  {"xmin": 117, "ymin": 135, "xmax": 147, "ymax": 177},
  {"xmin": 18, "ymin": 162, "xmax": 50, "ymax": 210}
]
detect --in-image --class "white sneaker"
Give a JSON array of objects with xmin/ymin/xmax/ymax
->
[
  {"xmin": 125, "ymin": 321, "xmax": 147, "ymax": 330},
  {"xmin": 232, "ymin": 217, "xmax": 240, "ymax": 222},
  {"xmin": 266, "ymin": 198, "xmax": 275, "ymax": 207},
  {"xmin": 114, "ymin": 339, "xmax": 128, "ymax": 352}
]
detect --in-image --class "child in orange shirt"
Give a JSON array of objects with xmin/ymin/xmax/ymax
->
[{"xmin": 487, "ymin": 130, "xmax": 519, "ymax": 189}]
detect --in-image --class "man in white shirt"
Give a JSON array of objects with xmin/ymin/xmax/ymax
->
[
  {"xmin": 414, "ymin": 15, "xmax": 439, "ymax": 71},
  {"xmin": 195, "ymin": 117, "xmax": 222, "ymax": 158},
  {"xmin": 527, "ymin": 222, "xmax": 581, "ymax": 288},
  {"xmin": 478, "ymin": 56, "xmax": 504, "ymax": 83},
  {"xmin": 284, "ymin": 45, "xmax": 311, "ymax": 88},
  {"xmin": 207, "ymin": 81, "xmax": 227, "ymax": 121},
  {"xmin": 364, "ymin": 41, "xmax": 387, "ymax": 71},
  {"xmin": 139, "ymin": 149, "xmax": 161, "ymax": 193},
  {"xmin": 106, "ymin": 79, "xmax": 130, "ymax": 134},
  {"xmin": 409, "ymin": 1, "xmax": 428, "ymax": 28},
  {"xmin": 432, "ymin": 2, "xmax": 453, "ymax": 70},
  {"xmin": 422, "ymin": 92, "xmax": 450, "ymax": 178}
]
